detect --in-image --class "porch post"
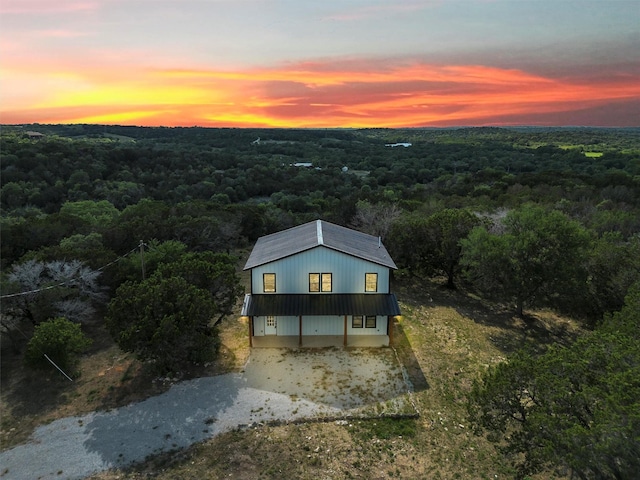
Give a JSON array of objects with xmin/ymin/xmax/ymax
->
[
  {"xmin": 299, "ymin": 315, "xmax": 302, "ymax": 346},
  {"xmin": 249, "ymin": 317, "xmax": 253, "ymax": 348},
  {"xmin": 343, "ymin": 315, "xmax": 347, "ymax": 347}
]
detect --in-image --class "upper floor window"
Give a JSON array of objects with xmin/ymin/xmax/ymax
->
[
  {"xmin": 322, "ymin": 273, "xmax": 332, "ymax": 292},
  {"xmin": 309, "ymin": 273, "xmax": 332, "ymax": 292},
  {"xmin": 365, "ymin": 273, "xmax": 378, "ymax": 292},
  {"xmin": 263, "ymin": 273, "xmax": 276, "ymax": 292},
  {"xmin": 309, "ymin": 273, "xmax": 320, "ymax": 292}
]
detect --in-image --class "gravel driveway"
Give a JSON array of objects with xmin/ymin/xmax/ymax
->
[{"xmin": 0, "ymin": 348, "xmax": 413, "ymax": 480}]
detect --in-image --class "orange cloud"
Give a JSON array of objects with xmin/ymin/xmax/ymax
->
[{"xmin": 2, "ymin": 58, "xmax": 639, "ymax": 127}]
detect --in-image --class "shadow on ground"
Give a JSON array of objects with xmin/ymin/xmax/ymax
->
[
  {"xmin": 1, "ymin": 340, "xmax": 74, "ymax": 421},
  {"xmin": 393, "ymin": 320, "xmax": 430, "ymax": 392},
  {"xmin": 396, "ymin": 277, "xmax": 583, "ymax": 355},
  {"xmin": 83, "ymin": 375, "xmax": 243, "ymax": 468}
]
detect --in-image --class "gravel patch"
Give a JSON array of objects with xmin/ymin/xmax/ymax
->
[{"xmin": 0, "ymin": 348, "xmax": 412, "ymax": 480}]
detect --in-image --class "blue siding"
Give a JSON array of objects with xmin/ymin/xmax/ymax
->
[
  {"xmin": 253, "ymin": 316, "xmax": 299, "ymax": 336},
  {"xmin": 251, "ymin": 246, "xmax": 390, "ymax": 294},
  {"xmin": 277, "ymin": 316, "xmax": 299, "ymax": 336},
  {"xmin": 253, "ymin": 316, "xmax": 266, "ymax": 336},
  {"xmin": 302, "ymin": 316, "xmax": 343, "ymax": 335},
  {"xmin": 253, "ymin": 314, "xmax": 389, "ymax": 337}
]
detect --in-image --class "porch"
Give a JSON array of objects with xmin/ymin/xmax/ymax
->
[{"xmin": 251, "ymin": 334, "xmax": 390, "ymax": 348}]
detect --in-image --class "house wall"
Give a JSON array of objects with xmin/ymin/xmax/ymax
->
[
  {"xmin": 252, "ymin": 315, "xmax": 388, "ymax": 337},
  {"xmin": 301, "ymin": 315, "xmax": 343, "ymax": 335},
  {"xmin": 253, "ymin": 315, "xmax": 299, "ymax": 336},
  {"xmin": 250, "ymin": 246, "xmax": 390, "ymax": 294},
  {"xmin": 348, "ymin": 315, "xmax": 388, "ymax": 336}
]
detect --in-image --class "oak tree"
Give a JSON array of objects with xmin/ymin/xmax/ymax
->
[
  {"xmin": 106, "ymin": 275, "xmax": 219, "ymax": 374},
  {"xmin": 460, "ymin": 206, "xmax": 590, "ymax": 316}
]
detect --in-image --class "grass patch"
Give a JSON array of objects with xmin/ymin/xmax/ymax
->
[
  {"xmin": 557, "ymin": 144, "xmax": 605, "ymax": 157},
  {"xmin": 351, "ymin": 417, "xmax": 417, "ymax": 441}
]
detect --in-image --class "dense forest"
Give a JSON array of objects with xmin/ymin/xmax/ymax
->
[
  {"xmin": 2, "ymin": 124, "xmax": 639, "ymax": 478},
  {"xmin": 2, "ymin": 124, "xmax": 638, "ymax": 305}
]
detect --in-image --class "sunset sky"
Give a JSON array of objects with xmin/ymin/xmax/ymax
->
[{"xmin": 2, "ymin": 0, "xmax": 639, "ymax": 128}]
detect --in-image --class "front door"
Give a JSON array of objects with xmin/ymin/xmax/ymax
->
[{"xmin": 265, "ymin": 316, "xmax": 277, "ymax": 335}]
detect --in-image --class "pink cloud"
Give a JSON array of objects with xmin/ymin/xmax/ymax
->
[
  {"xmin": 0, "ymin": 0, "xmax": 99, "ymax": 14},
  {"xmin": 34, "ymin": 29, "xmax": 90, "ymax": 38}
]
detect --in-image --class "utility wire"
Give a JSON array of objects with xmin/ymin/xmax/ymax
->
[
  {"xmin": 1, "ymin": 243, "xmax": 144, "ymax": 380},
  {"xmin": 0, "ymin": 244, "xmax": 140, "ymax": 299}
]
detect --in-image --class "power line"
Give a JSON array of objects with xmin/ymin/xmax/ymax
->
[
  {"xmin": 0, "ymin": 244, "xmax": 141, "ymax": 299},
  {"xmin": 1, "ymin": 243, "xmax": 147, "ymax": 381},
  {"xmin": 95, "ymin": 245, "xmax": 140, "ymax": 273}
]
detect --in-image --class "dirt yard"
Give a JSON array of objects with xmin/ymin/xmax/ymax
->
[{"xmin": 243, "ymin": 348, "xmax": 411, "ymax": 412}]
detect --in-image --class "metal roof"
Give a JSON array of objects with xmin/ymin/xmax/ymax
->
[
  {"xmin": 241, "ymin": 293, "xmax": 401, "ymax": 317},
  {"xmin": 243, "ymin": 220, "xmax": 397, "ymax": 270}
]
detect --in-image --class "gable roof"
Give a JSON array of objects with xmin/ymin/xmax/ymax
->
[{"xmin": 243, "ymin": 220, "xmax": 397, "ymax": 270}]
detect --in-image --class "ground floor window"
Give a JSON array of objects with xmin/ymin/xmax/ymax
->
[
  {"xmin": 365, "ymin": 315, "xmax": 376, "ymax": 328},
  {"xmin": 352, "ymin": 315, "xmax": 363, "ymax": 328}
]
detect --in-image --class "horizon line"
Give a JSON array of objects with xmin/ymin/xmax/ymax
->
[{"xmin": 3, "ymin": 123, "xmax": 639, "ymax": 130}]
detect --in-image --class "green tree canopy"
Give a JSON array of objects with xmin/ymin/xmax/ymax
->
[
  {"xmin": 114, "ymin": 239, "xmax": 188, "ymax": 285},
  {"xmin": 155, "ymin": 252, "xmax": 243, "ymax": 324},
  {"xmin": 468, "ymin": 285, "xmax": 640, "ymax": 479},
  {"xmin": 422, "ymin": 208, "xmax": 481, "ymax": 288},
  {"xmin": 25, "ymin": 317, "xmax": 92, "ymax": 373},
  {"xmin": 106, "ymin": 275, "xmax": 219, "ymax": 373},
  {"xmin": 460, "ymin": 205, "xmax": 591, "ymax": 316},
  {"xmin": 388, "ymin": 215, "xmax": 432, "ymax": 276},
  {"xmin": 585, "ymin": 232, "xmax": 640, "ymax": 319},
  {"xmin": 59, "ymin": 200, "xmax": 119, "ymax": 228},
  {"xmin": 389, "ymin": 208, "xmax": 481, "ymax": 288}
]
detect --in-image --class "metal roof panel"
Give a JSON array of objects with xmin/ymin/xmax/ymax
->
[
  {"xmin": 241, "ymin": 293, "xmax": 401, "ymax": 317},
  {"xmin": 244, "ymin": 220, "xmax": 397, "ymax": 270}
]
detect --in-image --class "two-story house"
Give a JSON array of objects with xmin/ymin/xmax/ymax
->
[{"xmin": 241, "ymin": 220, "xmax": 401, "ymax": 347}]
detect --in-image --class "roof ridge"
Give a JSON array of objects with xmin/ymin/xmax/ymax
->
[{"xmin": 316, "ymin": 219, "xmax": 324, "ymax": 245}]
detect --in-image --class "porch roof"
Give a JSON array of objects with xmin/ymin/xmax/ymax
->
[{"xmin": 241, "ymin": 293, "xmax": 401, "ymax": 317}]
